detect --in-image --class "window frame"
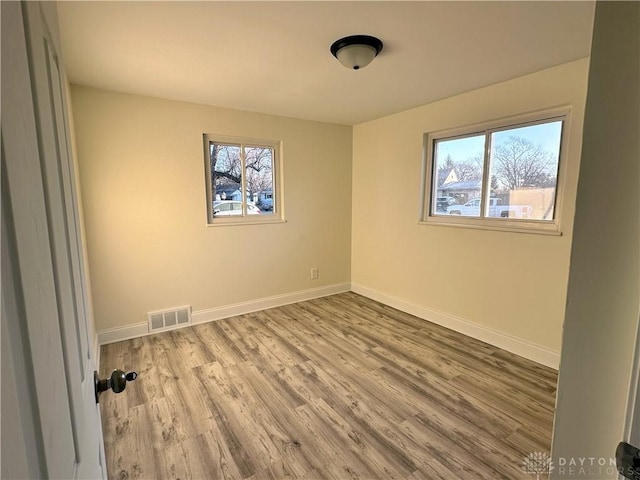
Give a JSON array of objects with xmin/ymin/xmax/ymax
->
[
  {"xmin": 204, "ymin": 134, "xmax": 284, "ymax": 226},
  {"xmin": 419, "ymin": 107, "xmax": 571, "ymax": 235}
]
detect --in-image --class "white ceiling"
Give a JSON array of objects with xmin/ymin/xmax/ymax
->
[{"xmin": 57, "ymin": 1, "xmax": 595, "ymax": 126}]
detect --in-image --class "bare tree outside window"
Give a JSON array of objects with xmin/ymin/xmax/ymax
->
[
  {"xmin": 438, "ymin": 153, "xmax": 483, "ymax": 182},
  {"xmin": 207, "ymin": 138, "xmax": 278, "ymax": 221},
  {"xmin": 432, "ymin": 134, "xmax": 485, "ymax": 214},
  {"xmin": 425, "ymin": 113, "xmax": 566, "ymax": 227},
  {"xmin": 211, "ymin": 144, "xmax": 242, "ymax": 212},
  {"xmin": 244, "ymin": 146, "xmax": 274, "ymax": 209},
  {"xmin": 490, "ymin": 134, "xmax": 560, "ymax": 190},
  {"xmin": 488, "ymin": 121, "xmax": 563, "ymax": 220}
]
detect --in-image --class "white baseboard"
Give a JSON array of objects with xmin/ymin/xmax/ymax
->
[
  {"xmin": 97, "ymin": 282, "xmax": 351, "ymax": 345},
  {"xmin": 97, "ymin": 322, "xmax": 148, "ymax": 346},
  {"xmin": 191, "ymin": 282, "xmax": 350, "ymax": 325},
  {"xmin": 351, "ymin": 282, "xmax": 560, "ymax": 370}
]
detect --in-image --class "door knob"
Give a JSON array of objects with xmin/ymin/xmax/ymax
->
[{"xmin": 94, "ymin": 369, "xmax": 137, "ymax": 403}]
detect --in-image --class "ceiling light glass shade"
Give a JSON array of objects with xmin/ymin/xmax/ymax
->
[{"xmin": 330, "ymin": 35, "xmax": 383, "ymax": 70}]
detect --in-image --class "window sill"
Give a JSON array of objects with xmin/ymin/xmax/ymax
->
[
  {"xmin": 207, "ymin": 218, "xmax": 287, "ymax": 227},
  {"xmin": 418, "ymin": 218, "xmax": 562, "ymax": 236}
]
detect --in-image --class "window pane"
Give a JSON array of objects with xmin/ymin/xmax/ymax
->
[
  {"xmin": 432, "ymin": 135, "xmax": 485, "ymax": 217},
  {"xmin": 244, "ymin": 146, "xmax": 274, "ymax": 215},
  {"xmin": 211, "ymin": 143, "xmax": 242, "ymax": 216},
  {"xmin": 487, "ymin": 121, "xmax": 562, "ymax": 220}
]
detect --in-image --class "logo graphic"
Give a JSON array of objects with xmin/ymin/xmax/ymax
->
[{"xmin": 522, "ymin": 452, "xmax": 554, "ymax": 479}]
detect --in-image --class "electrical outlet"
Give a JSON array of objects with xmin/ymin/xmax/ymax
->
[{"xmin": 310, "ymin": 268, "xmax": 319, "ymax": 280}]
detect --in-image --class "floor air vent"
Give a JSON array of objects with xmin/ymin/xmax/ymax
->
[{"xmin": 147, "ymin": 306, "xmax": 192, "ymax": 333}]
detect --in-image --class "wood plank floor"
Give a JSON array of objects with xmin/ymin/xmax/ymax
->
[{"xmin": 99, "ymin": 292, "xmax": 558, "ymax": 480}]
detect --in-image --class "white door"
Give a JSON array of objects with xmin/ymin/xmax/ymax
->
[{"xmin": 2, "ymin": 2, "xmax": 105, "ymax": 478}]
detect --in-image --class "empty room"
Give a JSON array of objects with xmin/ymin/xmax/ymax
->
[{"xmin": 2, "ymin": 1, "xmax": 639, "ymax": 480}]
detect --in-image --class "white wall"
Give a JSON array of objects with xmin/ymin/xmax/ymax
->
[
  {"xmin": 351, "ymin": 59, "xmax": 590, "ymax": 362},
  {"xmin": 71, "ymin": 87, "xmax": 352, "ymax": 332},
  {"xmin": 551, "ymin": 2, "xmax": 640, "ymax": 478}
]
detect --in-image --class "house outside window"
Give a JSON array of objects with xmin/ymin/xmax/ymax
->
[
  {"xmin": 204, "ymin": 134, "xmax": 283, "ymax": 225},
  {"xmin": 421, "ymin": 108, "xmax": 570, "ymax": 234}
]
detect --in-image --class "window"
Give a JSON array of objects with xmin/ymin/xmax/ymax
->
[
  {"xmin": 421, "ymin": 109, "xmax": 568, "ymax": 233},
  {"xmin": 204, "ymin": 135, "xmax": 282, "ymax": 225}
]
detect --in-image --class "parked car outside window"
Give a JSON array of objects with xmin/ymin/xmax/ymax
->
[
  {"xmin": 213, "ymin": 200, "xmax": 261, "ymax": 216},
  {"xmin": 436, "ymin": 196, "xmax": 456, "ymax": 211}
]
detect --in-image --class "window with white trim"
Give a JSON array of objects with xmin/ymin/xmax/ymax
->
[
  {"xmin": 421, "ymin": 109, "xmax": 568, "ymax": 233},
  {"xmin": 204, "ymin": 135, "xmax": 282, "ymax": 225}
]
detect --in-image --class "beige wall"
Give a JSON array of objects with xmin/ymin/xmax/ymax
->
[
  {"xmin": 351, "ymin": 59, "xmax": 590, "ymax": 353},
  {"xmin": 71, "ymin": 86, "xmax": 352, "ymax": 331},
  {"xmin": 74, "ymin": 59, "xmax": 590, "ymax": 355},
  {"xmin": 551, "ymin": 2, "xmax": 639, "ymax": 476}
]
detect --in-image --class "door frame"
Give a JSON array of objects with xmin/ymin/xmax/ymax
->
[{"xmin": 625, "ymin": 312, "xmax": 640, "ymax": 445}]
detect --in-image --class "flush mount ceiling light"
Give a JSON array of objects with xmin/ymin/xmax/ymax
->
[{"xmin": 330, "ymin": 35, "xmax": 383, "ymax": 70}]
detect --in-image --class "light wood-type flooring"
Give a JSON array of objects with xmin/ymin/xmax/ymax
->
[{"xmin": 99, "ymin": 292, "xmax": 558, "ymax": 480}]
